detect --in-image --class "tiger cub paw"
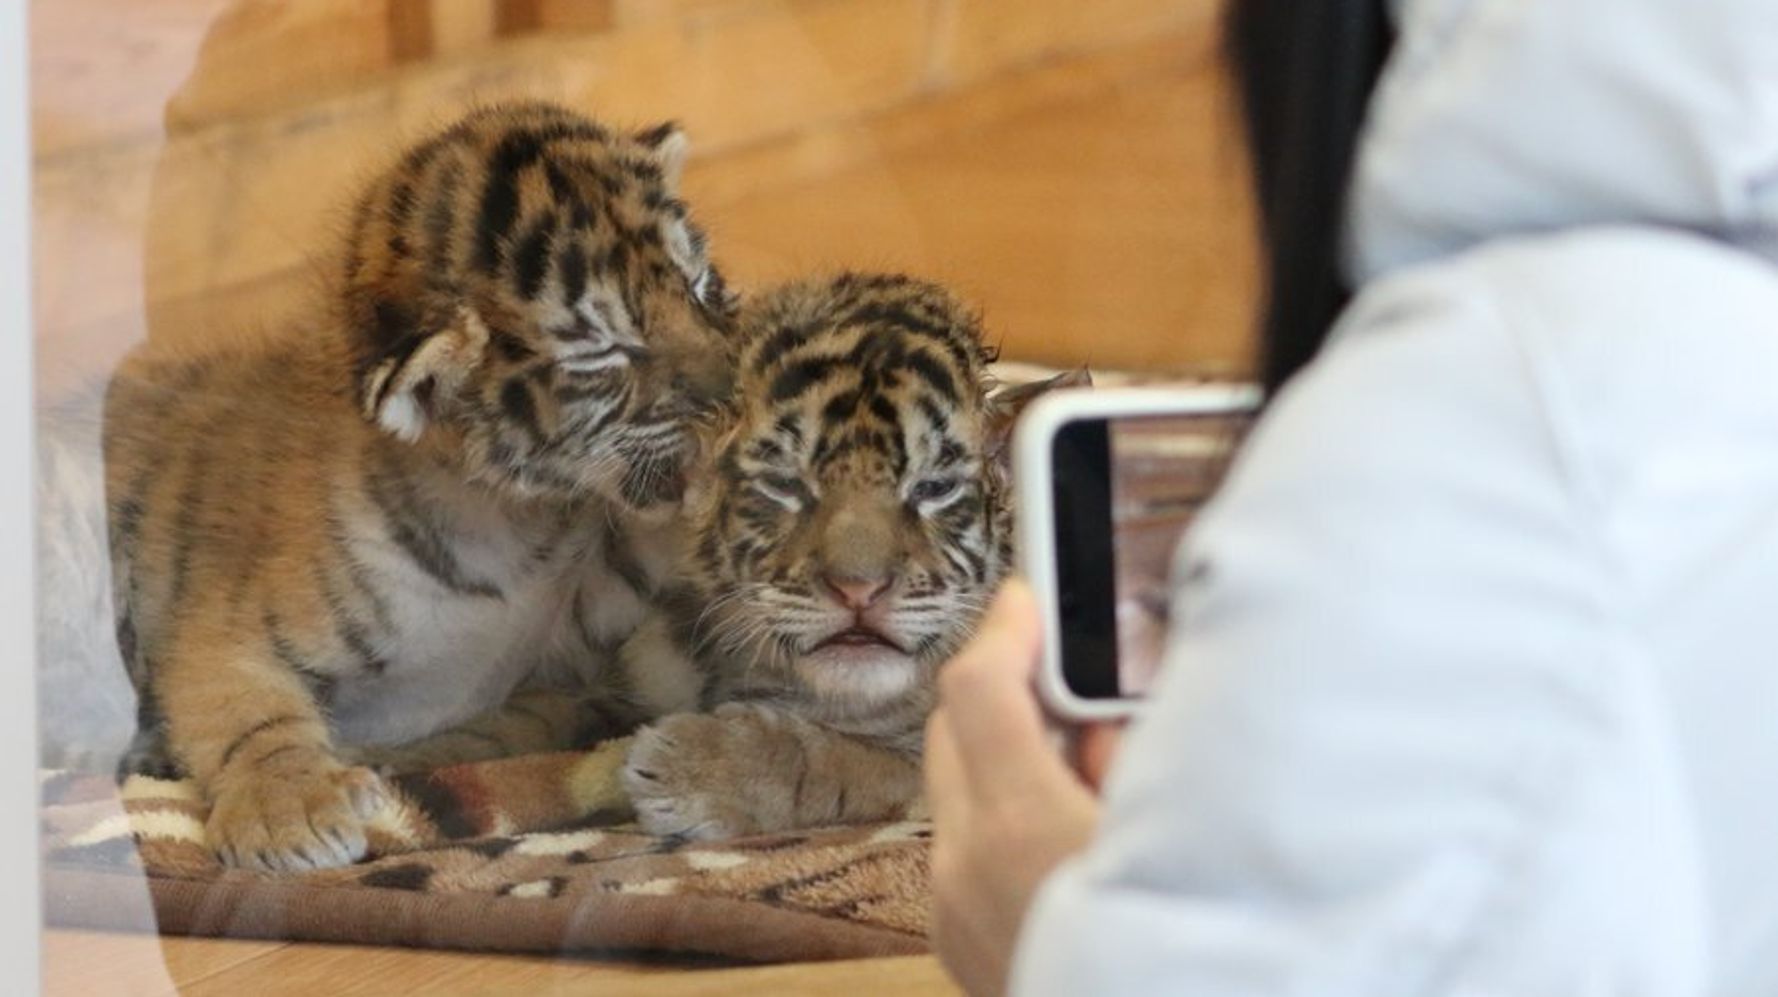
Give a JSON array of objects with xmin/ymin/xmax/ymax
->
[
  {"xmin": 206, "ymin": 749, "xmax": 391, "ymax": 872},
  {"xmin": 622, "ymin": 705, "xmax": 801, "ymax": 840}
]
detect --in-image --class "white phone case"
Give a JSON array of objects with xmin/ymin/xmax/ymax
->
[{"xmin": 1013, "ymin": 385, "xmax": 1259, "ymax": 722}]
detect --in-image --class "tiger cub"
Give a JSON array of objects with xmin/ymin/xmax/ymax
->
[
  {"xmin": 105, "ymin": 102, "xmax": 736, "ymax": 870},
  {"xmin": 616, "ymin": 273, "xmax": 1079, "ymax": 839}
]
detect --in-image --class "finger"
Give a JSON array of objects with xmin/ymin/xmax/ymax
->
[
  {"xmin": 940, "ymin": 581, "xmax": 1084, "ymax": 803},
  {"xmin": 965, "ymin": 577, "xmax": 1042, "ymax": 683},
  {"xmin": 939, "ymin": 581, "xmax": 1048, "ymax": 761}
]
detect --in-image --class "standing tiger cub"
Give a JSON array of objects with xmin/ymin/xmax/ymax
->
[
  {"xmin": 617, "ymin": 273, "xmax": 1082, "ymax": 839},
  {"xmin": 105, "ymin": 102, "xmax": 736, "ymax": 870}
]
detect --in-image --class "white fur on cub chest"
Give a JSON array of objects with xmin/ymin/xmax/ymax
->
[{"xmin": 327, "ymin": 504, "xmax": 664, "ymax": 747}]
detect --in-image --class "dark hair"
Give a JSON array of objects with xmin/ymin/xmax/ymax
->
[{"xmin": 1225, "ymin": 0, "xmax": 1396, "ymax": 395}]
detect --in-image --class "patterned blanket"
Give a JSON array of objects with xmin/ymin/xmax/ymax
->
[
  {"xmin": 41, "ymin": 366, "xmax": 1243, "ymax": 964},
  {"xmin": 42, "ymin": 742, "xmax": 930, "ymax": 963}
]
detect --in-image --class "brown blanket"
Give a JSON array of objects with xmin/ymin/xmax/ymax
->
[
  {"xmin": 41, "ymin": 368, "xmax": 1237, "ymax": 964},
  {"xmin": 42, "ymin": 742, "xmax": 930, "ymax": 963}
]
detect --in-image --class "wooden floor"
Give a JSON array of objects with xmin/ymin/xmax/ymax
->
[{"xmin": 45, "ymin": 930, "xmax": 961, "ymax": 996}]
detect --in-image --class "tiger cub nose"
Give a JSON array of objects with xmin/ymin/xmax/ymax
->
[{"xmin": 823, "ymin": 572, "xmax": 894, "ymax": 611}]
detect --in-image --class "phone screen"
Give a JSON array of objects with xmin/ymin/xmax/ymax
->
[{"xmin": 1050, "ymin": 411, "xmax": 1243, "ymax": 699}]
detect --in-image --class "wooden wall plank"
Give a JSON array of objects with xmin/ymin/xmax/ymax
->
[
  {"xmin": 935, "ymin": 0, "xmax": 1220, "ymax": 84},
  {"xmin": 31, "ymin": 0, "xmax": 1254, "ymax": 394}
]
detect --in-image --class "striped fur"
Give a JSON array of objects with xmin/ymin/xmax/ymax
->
[
  {"xmin": 103, "ymin": 103, "xmax": 736, "ymax": 871},
  {"xmin": 618, "ymin": 274, "xmax": 1080, "ymax": 839}
]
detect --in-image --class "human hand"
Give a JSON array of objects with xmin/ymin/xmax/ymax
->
[{"xmin": 926, "ymin": 579, "xmax": 1121, "ymax": 997}]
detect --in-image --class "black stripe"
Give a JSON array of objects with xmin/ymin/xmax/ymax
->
[
  {"xmin": 554, "ymin": 378, "xmax": 622, "ymax": 404},
  {"xmin": 360, "ymin": 341, "xmax": 432, "ymax": 421},
  {"xmin": 695, "ymin": 532, "xmax": 721, "ymax": 573},
  {"xmin": 845, "ymin": 326, "xmax": 905, "ymax": 369},
  {"xmin": 312, "ymin": 543, "xmax": 396, "ymax": 675},
  {"xmin": 219, "ymin": 714, "xmax": 305, "ymax": 771},
  {"xmin": 559, "ymin": 240, "xmax": 588, "ymax": 306},
  {"xmin": 490, "ymin": 328, "xmax": 535, "ymax": 362},
  {"xmin": 603, "ymin": 239, "xmax": 629, "ymax": 274},
  {"xmin": 557, "ymin": 384, "xmax": 628, "ymax": 443},
  {"xmin": 540, "ymin": 161, "xmax": 597, "ymax": 231},
  {"xmin": 884, "ymin": 425, "xmax": 909, "ymax": 477},
  {"xmin": 501, "ymin": 378, "xmax": 544, "ymax": 441},
  {"xmin": 473, "ymin": 131, "xmax": 545, "ymax": 271},
  {"xmin": 902, "ymin": 349, "xmax": 960, "ymax": 402},
  {"xmin": 109, "ymin": 458, "xmax": 160, "ymax": 545},
  {"xmin": 365, "ymin": 448, "xmax": 503, "ymax": 599},
  {"xmin": 386, "ymin": 177, "xmax": 418, "ymax": 231},
  {"xmin": 736, "ymin": 504, "xmax": 782, "ymax": 533},
  {"xmin": 770, "ymin": 355, "xmax": 846, "ymax": 402},
  {"xmin": 512, "ymin": 210, "xmax": 556, "ymax": 299},
  {"xmin": 635, "ymin": 121, "xmax": 679, "ymax": 148},
  {"xmin": 544, "ymin": 160, "xmax": 576, "ymax": 203},
  {"xmin": 845, "ymin": 300, "xmax": 945, "ymax": 336},
  {"xmin": 336, "ymin": 607, "xmax": 389, "ymax": 676},
  {"xmin": 264, "ymin": 608, "xmax": 339, "ymax": 703},
  {"xmin": 129, "ymin": 672, "xmax": 163, "ymax": 742},
  {"xmin": 371, "ymin": 298, "xmax": 419, "ymax": 356},
  {"xmin": 820, "ymin": 389, "xmax": 860, "ymax": 426},
  {"xmin": 622, "ymin": 156, "xmax": 661, "ymax": 183},
  {"xmin": 845, "ymin": 300, "xmax": 976, "ymax": 372},
  {"xmin": 114, "ymin": 611, "xmax": 140, "ymax": 675},
  {"xmin": 310, "ymin": 544, "xmax": 394, "ymax": 676},
  {"xmin": 549, "ymin": 319, "xmax": 592, "ymax": 343},
  {"xmin": 774, "ymin": 412, "xmax": 805, "ymax": 445},
  {"xmin": 325, "ymin": 504, "xmax": 394, "ymax": 634}
]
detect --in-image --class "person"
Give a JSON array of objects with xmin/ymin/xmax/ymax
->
[{"xmin": 925, "ymin": 0, "xmax": 1778, "ymax": 993}]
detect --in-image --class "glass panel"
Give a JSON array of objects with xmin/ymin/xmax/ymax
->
[{"xmin": 33, "ymin": 1, "xmax": 1253, "ymax": 988}]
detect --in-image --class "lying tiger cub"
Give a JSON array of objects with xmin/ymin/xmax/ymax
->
[
  {"xmin": 102, "ymin": 102, "xmax": 736, "ymax": 870},
  {"xmin": 618, "ymin": 273, "xmax": 1083, "ymax": 839}
]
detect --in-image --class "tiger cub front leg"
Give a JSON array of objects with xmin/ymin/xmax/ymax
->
[
  {"xmin": 622, "ymin": 703, "xmax": 923, "ymax": 839},
  {"xmin": 158, "ymin": 628, "xmax": 389, "ymax": 871}
]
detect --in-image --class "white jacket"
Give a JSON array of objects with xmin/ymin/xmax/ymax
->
[{"xmin": 1011, "ymin": 0, "xmax": 1778, "ymax": 994}]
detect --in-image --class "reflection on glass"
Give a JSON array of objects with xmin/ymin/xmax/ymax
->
[
  {"xmin": 32, "ymin": 0, "xmax": 1254, "ymax": 985},
  {"xmin": 1108, "ymin": 412, "xmax": 1244, "ymax": 696}
]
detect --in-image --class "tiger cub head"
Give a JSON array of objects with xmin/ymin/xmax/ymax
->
[
  {"xmin": 344, "ymin": 102, "xmax": 737, "ymax": 515},
  {"xmin": 681, "ymin": 273, "xmax": 1082, "ymax": 715}
]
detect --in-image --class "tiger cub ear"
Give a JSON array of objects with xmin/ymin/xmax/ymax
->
[
  {"xmin": 985, "ymin": 367, "xmax": 1093, "ymax": 467},
  {"xmin": 360, "ymin": 306, "xmax": 491, "ymax": 443},
  {"xmin": 635, "ymin": 121, "xmax": 689, "ymax": 188}
]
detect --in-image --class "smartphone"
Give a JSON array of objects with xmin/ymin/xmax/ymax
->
[{"xmin": 1015, "ymin": 386, "xmax": 1259, "ymax": 721}]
